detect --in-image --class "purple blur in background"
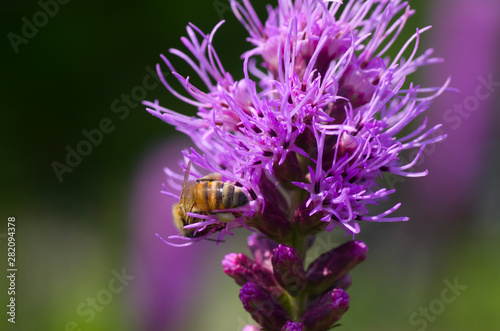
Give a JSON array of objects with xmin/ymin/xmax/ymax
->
[
  {"xmin": 403, "ymin": 0, "xmax": 500, "ymax": 239},
  {"xmin": 128, "ymin": 139, "xmax": 205, "ymax": 330}
]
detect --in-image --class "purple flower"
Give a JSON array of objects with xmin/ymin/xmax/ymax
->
[
  {"xmin": 141, "ymin": 1, "xmax": 448, "ymax": 330},
  {"xmin": 144, "ymin": 0, "xmax": 448, "ymax": 242}
]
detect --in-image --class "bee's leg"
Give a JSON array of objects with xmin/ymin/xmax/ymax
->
[
  {"xmin": 214, "ymin": 212, "xmax": 235, "ymax": 223},
  {"xmin": 197, "ymin": 173, "xmax": 223, "ymax": 182}
]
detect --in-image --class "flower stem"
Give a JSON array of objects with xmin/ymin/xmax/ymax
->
[
  {"xmin": 288, "ymin": 231, "xmax": 310, "ymax": 320},
  {"xmin": 288, "ymin": 290, "xmax": 307, "ymax": 321}
]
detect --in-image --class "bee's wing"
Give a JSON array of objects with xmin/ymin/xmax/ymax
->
[
  {"xmin": 180, "ymin": 160, "xmax": 192, "ymax": 202},
  {"xmin": 187, "ymin": 197, "xmax": 197, "ymax": 215},
  {"xmin": 197, "ymin": 172, "xmax": 222, "ymax": 182},
  {"xmin": 180, "ymin": 160, "xmax": 198, "ymax": 218}
]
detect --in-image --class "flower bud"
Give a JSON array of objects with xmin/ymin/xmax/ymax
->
[
  {"xmin": 272, "ymin": 245, "xmax": 307, "ymax": 296},
  {"xmin": 281, "ymin": 321, "xmax": 305, "ymax": 331},
  {"xmin": 249, "ymin": 210, "xmax": 292, "ymax": 245},
  {"xmin": 338, "ymin": 56, "xmax": 386, "ymax": 108},
  {"xmin": 301, "ymin": 289, "xmax": 349, "ymax": 331},
  {"xmin": 222, "ymin": 253, "xmax": 277, "ymax": 291},
  {"xmin": 259, "ymin": 172, "xmax": 290, "ymax": 214},
  {"xmin": 306, "ymin": 241, "xmax": 367, "ymax": 294},
  {"xmin": 247, "ymin": 176, "xmax": 292, "ymax": 243},
  {"xmin": 293, "ymin": 199, "xmax": 324, "ymax": 233},
  {"xmin": 273, "ymin": 152, "xmax": 304, "ymax": 186},
  {"xmin": 240, "ymin": 282, "xmax": 291, "ymax": 331},
  {"xmin": 335, "ymin": 132, "xmax": 359, "ymax": 160}
]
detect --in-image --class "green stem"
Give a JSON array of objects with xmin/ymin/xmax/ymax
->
[
  {"xmin": 285, "ymin": 162, "xmax": 314, "ymax": 321},
  {"xmin": 288, "ymin": 291, "xmax": 307, "ymax": 321},
  {"xmin": 291, "ymin": 231, "xmax": 309, "ymax": 261},
  {"xmin": 288, "ymin": 230, "xmax": 310, "ymax": 320}
]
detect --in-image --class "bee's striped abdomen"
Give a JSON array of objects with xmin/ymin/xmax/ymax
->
[
  {"xmin": 220, "ymin": 182, "xmax": 249, "ymax": 209},
  {"xmin": 193, "ymin": 181, "xmax": 249, "ymax": 212},
  {"xmin": 192, "ymin": 181, "xmax": 210, "ymax": 211}
]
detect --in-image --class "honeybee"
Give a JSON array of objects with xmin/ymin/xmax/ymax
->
[{"xmin": 172, "ymin": 161, "xmax": 250, "ymax": 238}]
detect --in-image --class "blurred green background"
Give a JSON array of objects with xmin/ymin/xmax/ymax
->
[{"xmin": 1, "ymin": 0, "xmax": 499, "ymax": 330}]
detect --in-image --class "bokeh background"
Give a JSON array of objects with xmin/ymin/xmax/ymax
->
[{"xmin": 1, "ymin": 0, "xmax": 499, "ymax": 330}]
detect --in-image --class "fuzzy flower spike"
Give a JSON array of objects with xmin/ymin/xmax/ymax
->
[
  {"xmin": 144, "ymin": 0, "xmax": 448, "ymax": 245},
  {"xmin": 145, "ymin": 0, "xmax": 447, "ymax": 329}
]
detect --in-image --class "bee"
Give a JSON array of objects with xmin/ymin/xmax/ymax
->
[{"xmin": 172, "ymin": 161, "xmax": 250, "ymax": 238}]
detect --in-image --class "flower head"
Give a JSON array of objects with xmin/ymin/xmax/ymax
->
[{"xmin": 145, "ymin": 0, "xmax": 448, "ymax": 243}]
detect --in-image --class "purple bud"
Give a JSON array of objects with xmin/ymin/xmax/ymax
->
[
  {"xmin": 249, "ymin": 211, "xmax": 292, "ymax": 245},
  {"xmin": 306, "ymin": 241, "xmax": 367, "ymax": 294},
  {"xmin": 293, "ymin": 199, "xmax": 324, "ymax": 233},
  {"xmin": 273, "ymin": 152, "xmax": 304, "ymax": 186},
  {"xmin": 247, "ymin": 177, "xmax": 292, "ymax": 243},
  {"xmin": 335, "ymin": 132, "xmax": 359, "ymax": 160},
  {"xmin": 281, "ymin": 321, "xmax": 305, "ymax": 331},
  {"xmin": 240, "ymin": 282, "xmax": 290, "ymax": 331},
  {"xmin": 301, "ymin": 289, "xmax": 349, "ymax": 331},
  {"xmin": 222, "ymin": 253, "xmax": 277, "ymax": 291},
  {"xmin": 272, "ymin": 245, "xmax": 307, "ymax": 296},
  {"xmin": 258, "ymin": 175, "xmax": 289, "ymax": 214},
  {"xmin": 294, "ymin": 127, "xmax": 316, "ymax": 158}
]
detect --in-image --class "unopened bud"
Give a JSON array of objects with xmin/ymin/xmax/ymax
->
[
  {"xmin": 222, "ymin": 253, "xmax": 277, "ymax": 291},
  {"xmin": 240, "ymin": 282, "xmax": 290, "ymax": 331},
  {"xmin": 272, "ymin": 245, "xmax": 306, "ymax": 296},
  {"xmin": 306, "ymin": 241, "xmax": 367, "ymax": 294},
  {"xmin": 301, "ymin": 289, "xmax": 349, "ymax": 331},
  {"xmin": 281, "ymin": 321, "xmax": 305, "ymax": 331}
]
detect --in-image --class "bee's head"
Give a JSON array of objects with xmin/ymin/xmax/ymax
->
[{"xmin": 172, "ymin": 203, "xmax": 188, "ymax": 236}]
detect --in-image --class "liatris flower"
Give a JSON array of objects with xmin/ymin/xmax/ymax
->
[
  {"xmin": 143, "ymin": 0, "xmax": 447, "ymax": 329},
  {"xmin": 144, "ymin": 0, "xmax": 448, "ymax": 244}
]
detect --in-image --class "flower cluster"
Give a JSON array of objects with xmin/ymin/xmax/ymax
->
[
  {"xmin": 223, "ymin": 234, "xmax": 367, "ymax": 330},
  {"xmin": 144, "ymin": 0, "xmax": 446, "ymax": 329},
  {"xmin": 144, "ymin": 0, "xmax": 447, "ymax": 245}
]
